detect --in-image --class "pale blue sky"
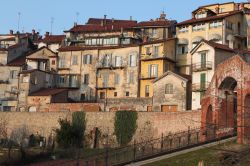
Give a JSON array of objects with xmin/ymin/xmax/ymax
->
[{"xmin": 0, "ymin": 0, "xmax": 243, "ymax": 35}]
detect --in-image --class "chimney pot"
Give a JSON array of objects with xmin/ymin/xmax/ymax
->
[
  {"xmin": 45, "ymin": 32, "xmax": 50, "ymax": 37},
  {"xmin": 74, "ymin": 22, "xmax": 77, "ymax": 27},
  {"xmin": 9, "ymin": 30, "xmax": 14, "ymax": 35},
  {"xmin": 130, "ymin": 16, "xmax": 133, "ymax": 21},
  {"xmin": 32, "ymin": 29, "xmax": 35, "ymax": 34}
]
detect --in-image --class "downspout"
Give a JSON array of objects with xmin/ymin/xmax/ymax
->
[{"xmin": 137, "ymin": 45, "xmax": 141, "ymax": 97}]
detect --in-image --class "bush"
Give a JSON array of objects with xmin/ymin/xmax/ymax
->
[
  {"xmin": 55, "ymin": 112, "xmax": 86, "ymax": 148},
  {"xmin": 114, "ymin": 111, "xmax": 138, "ymax": 146}
]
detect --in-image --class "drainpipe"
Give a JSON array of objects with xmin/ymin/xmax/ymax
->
[{"xmin": 137, "ymin": 46, "xmax": 141, "ymax": 97}]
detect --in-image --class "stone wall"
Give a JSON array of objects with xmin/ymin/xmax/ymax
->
[
  {"xmin": 0, "ymin": 111, "xmax": 201, "ymax": 147},
  {"xmin": 102, "ymin": 97, "xmax": 152, "ymax": 111}
]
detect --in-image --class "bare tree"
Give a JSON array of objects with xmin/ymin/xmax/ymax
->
[{"xmin": 0, "ymin": 115, "xmax": 8, "ymax": 140}]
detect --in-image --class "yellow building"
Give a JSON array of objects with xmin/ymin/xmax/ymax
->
[
  {"xmin": 139, "ymin": 39, "xmax": 176, "ymax": 97},
  {"xmin": 176, "ymin": 2, "xmax": 249, "ymax": 75}
]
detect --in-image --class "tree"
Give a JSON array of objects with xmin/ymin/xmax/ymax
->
[
  {"xmin": 55, "ymin": 112, "xmax": 86, "ymax": 148},
  {"xmin": 114, "ymin": 111, "xmax": 138, "ymax": 146}
]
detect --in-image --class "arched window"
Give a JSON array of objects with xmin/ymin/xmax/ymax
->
[{"xmin": 165, "ymin": 84, "xmax": 174, "ymax": 94}]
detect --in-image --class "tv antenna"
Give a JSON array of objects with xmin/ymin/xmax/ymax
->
[
  {"xmin": 50, "ymin": 17, "xmax": 54, "ymax": 35},
  {"xmin": 76, "ymin": 12, "xmax": 80, "ymax": 23},
  {"xmin": 17, "ymin": 12, "xmax": 21, "ymax": 31}
]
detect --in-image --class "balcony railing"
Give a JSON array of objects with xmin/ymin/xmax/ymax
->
[
  {"xmin": 192, "ymin": 82, "xmax": 210, "ymax": 92},
  {"xmin": 97, "ymin": 63, "xmax": 125, "ymax": 70},
  {"xmin": 140, "ymin": 75, "xmax": 157, "ymax": 80},
  {"xmin": 96, "ymin": 83, "xmax": 115, "ymax": 90},
  {"xmin": 192, "ymin": 61, "xmax": 212, "ymax": 72}
]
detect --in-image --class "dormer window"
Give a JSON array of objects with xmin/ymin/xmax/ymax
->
[{"xmin": 196, "ymin": 12, "xmax": 206, "ymax": 19}]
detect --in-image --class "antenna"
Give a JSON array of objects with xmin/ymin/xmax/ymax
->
[
  {"xmin": 76, "ymin": 12, "xmax": 79, "ymax": 23},
  {"xmin": 18, "ymin": 12, "xmax": 21, "ymax": 31},
  {"xmin": 50, "ymin": 17, "xmax": 54, "ymax": 35}
]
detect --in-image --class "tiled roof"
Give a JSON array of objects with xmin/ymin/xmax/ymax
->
[
  {"xmin": 87, "ymin": 18, "xmax": 137, "ymax": 25},
  {"xmin": 7, "ymin": 55, "xmax": 27, "ymax": 66},
  {"xmin": 140, "ymin": 38, "xmax": 175, "ymax": 46},
  {"xmin": 41, "ymin": 35, "xmax": 65, "ymax": 44},
  {"xmin": 177, "ymin": 11, "xmax": 242, "ymax": 26},
  {"xmin": 153, "ymin": 71, "xmax": 190, "ymax": 83},
  {"xmin": 65, "ymin": 22, "xmax": 137, "ymax": 33},
  {"xmin": 135, "ymin": 20, "xmax": 176, "ymax": 27},
  {"xmin": 0, "ymin": 43, "xmax": 23, "ymax": 51},
  {"xmin": 29, "ymin": 88, "xmax": 68, "ymax": 96},
  {"xmin": 58, "ymin": 44, "xmax": 138, "ymax": 52}
]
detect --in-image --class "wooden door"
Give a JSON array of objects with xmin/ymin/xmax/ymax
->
[{"xmin": 161, "ymin": 105, "xmax": 177, "ymax": 112}]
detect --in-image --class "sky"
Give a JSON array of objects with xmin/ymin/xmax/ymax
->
[{"xmin": 0, "ymin": 0, "xmax": 243, "ymax": 35}]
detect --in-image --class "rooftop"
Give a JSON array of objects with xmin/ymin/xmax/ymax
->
[
  {"xmin": 41, "ymin": 35, "xmax": 65, "ymax": 44},
  {"xmin": 29, "ymin": 88, "xmax": 68, "ymax": 96}
]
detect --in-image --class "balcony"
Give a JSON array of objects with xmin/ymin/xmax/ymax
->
[
  {"xmin": 140, "ymin": 75, "xmax": 157, "ymax": 80},
  {"xmin": 192, "ymin": 82, "xmax": 210, "ymax": 92},
  {"xmin": 192, "ymin": 62, "xmax": 212, "ymax": 72},
  {"xmin": 97, "ymin": 63, "xmax": 125, "ymax": 70},
  {"xmin": 96, "ymin": 83, "xmax": 115, "ymax": 90},
  {"xmin": 0, "ymin": 80, "xmax": 9, "ymax": 84},
  {"xmin": 141, "ymin": 54, "xmax": 176, "ymax": 62}
]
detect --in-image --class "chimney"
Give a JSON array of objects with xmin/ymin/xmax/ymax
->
[
  {"xmin": 239, "ymin": 3, "xmax": 244, "ymax": 10},
  {"xmin": 215, "ymin": 7, "xmax": 220, "ymax": 14},
  {"xmin": 104, "ymin": 14, "xmax": 107, "ymax": 25},
  {"xmin": 9, "ymin": 30, "xmax": 14, "ymax": 35},
  {"xmin": 45, "ymin": 32, "xmax": 50, "ymax": 37},
  {"xmin": 160, "ymin": 11, "xmax": 166, "ymax": 20},
  {"xmin": 15, "ymin": 31, "xmax": 20, "ymax": 43},
  {"xmin": 32, "ymin": 29, "xmax": 35, "ymax": 35}
]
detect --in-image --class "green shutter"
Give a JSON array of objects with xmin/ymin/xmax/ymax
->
[{"xmin": 200, "ymin": 73, "xmax": 206, "ymax": 90}]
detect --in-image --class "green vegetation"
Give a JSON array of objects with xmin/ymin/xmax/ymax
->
[
  {"xmin": 55, "ymin": 112, "xmax": 86, "ymax": 148},
  {"xmin": 114, "ymin": 111, "xmax": 138, "ymax": 146},
  {"xmin": 144, "ymin": 140, "xmax": 250, "ymax": 166}
]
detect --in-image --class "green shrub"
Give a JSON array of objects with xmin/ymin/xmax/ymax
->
[
  {"xmin": 114, "ymin": 111, "xmax": 138, "ymax": 146},
  {"xmin": 55, "ymin": 112, "xmax": 86, "ymax": 148}
]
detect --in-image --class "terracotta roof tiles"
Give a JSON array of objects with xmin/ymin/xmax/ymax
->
[{"xmin": 29, "ymin": 88, "xmax": 68, "ymax": 96}]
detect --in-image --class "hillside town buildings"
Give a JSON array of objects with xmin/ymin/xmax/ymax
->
[{"xmin": 1, "ymin": 2, "xmax": 250, "ymax": 112}]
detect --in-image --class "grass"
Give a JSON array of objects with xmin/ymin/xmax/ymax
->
[{"xmin": 144, "ymin": 140, "xmax": 250, "ymax": 166}]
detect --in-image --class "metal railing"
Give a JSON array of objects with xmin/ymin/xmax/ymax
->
[
  {"xmin": 192, "ymin": 61, "xmax": 212, "ymax": 72},
  {"xmin": 192, "ymin": 82, "xmax": 210, "ymax": 92},
  {"xmin": 82, "ymin": 127, "xmax": 235, "ymax": 166}
]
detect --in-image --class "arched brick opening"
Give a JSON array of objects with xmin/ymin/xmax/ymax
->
[
  {"xmin": 244, "ymin": 94, "xmax": 250, "ymax": 143},
  {"xmin": 201, "ymin": 55, "xmax": 250, "ymax": 144}
]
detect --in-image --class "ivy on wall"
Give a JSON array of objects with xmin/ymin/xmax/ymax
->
[{"xmin": 114, "ymin": 111, "xmax": 138, "ymax": 146}]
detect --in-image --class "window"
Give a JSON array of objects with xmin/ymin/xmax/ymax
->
[
  {"xmin": 154, "ymin": 46, "xmax": 159, "ymax": 57},
  {"xmin": 83, "ymin": 74, "xmax": 89, "ymax": 85},
  {"xmin": 129, "ymin": 54, "xmax": 137, "ymax": 67},
  {"xmin": 148, "ymin": 64, "xmax": 158, "ymax": 77},
  {"xmin": 152, "ymin": 28, "xmax": 157, "ymax": 37},
  {"xmin": 200, "ymin": 73, "xmax": 206, "ymax": 90},
  {"xmin": 128, "ymin": 72, "xmax": 134, "ymax": 84},
  {"xmin": 126, "ymin": 91, "xmax": 129, "ymax": 97},
  {"xmin": 209, "ymin": 21, "xmax": 222, "ymax": 28},
  {"xmin": 164, "ymin": 63, "xmax": 169, "ymax": 72},
  {"xmin": 146, "ymin": 47, "xmax": 151, "ymax": 55},
  {"xmin": 59, "ymin": 76, "xmax": 65, "ymax": 84},
  {"xmin": 72, "ymin": 55, "xmax": 78, "ymax": 65},
  {"xmin": 83, "ymin": 54, "xmax": 92, "ymax": 64},
  {"xmin": 10, "ymin": 70, "xmax": 18, "ymax": 79},
  {"xmin": 51, "ymin": 60, "xmax": 55, "ymax": 65},
  {"xmin": 81, "ymin": 93, "xmax": 86, "ymax": 101},
  {"xmin": 200, "ymin": 52, "xmax": 207, "ymax": 67},
  {"xmin": 178, "ymin": 45, "xmax": 188, "ymax": 54},
  {"xmin": 192, "ymin": 23, "xmax": 205, "ymax": 31},
  {"xmin": 196, "ymin": 12, "xmax": 206, "ymax": 19},
  {"xmin": 179, "ymin": 26, "xmax": 189, "ymax": 33},
  {"xmin": 114, "ymin": 92, "xmax": 117, "ymax": 97},
  {"xmin": 115, "ymin": 74, "xmax": 120, "ymax": 85},
  {"xmin": 100, "ymin": 92, "xmax": 105, "ymax": 99},
  {"xmin": 145, "ymin": 85, "xmax": 150, "ymax": 97},
  {"xmin": 103, "ymin": 38, "xmax": 119, "ymax": 45},
  {"xmin": 59, "ymin": 55, "xmax": 66, "ymax": 68},
  {"xmin": 226, "ymin": 21, "xmax": 233, "ymax": 30},
  {"xmin": 165, "ymin": 84, "xmax": 173, "ymax": 94},
  {"xmin": 115, "ymin": 56, "xmax": 122, "ymax": 67},
  {"xmin": 103, "ymin": 54, "xmax": 110, "ymax": 67}
]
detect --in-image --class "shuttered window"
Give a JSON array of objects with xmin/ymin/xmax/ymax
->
[{"xmin": 165, "ymin": 84, "xmax": 174, "ymax": 94}]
